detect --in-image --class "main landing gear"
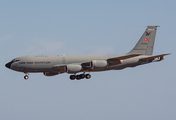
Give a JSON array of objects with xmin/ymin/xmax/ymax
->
[
  {"xmin": 23, "ymin": 73, "xmax": 91, "ymax": 80},
  {"xmin": 24, "ymin": 73, "xmax": 29, "ymax": 80},
  {"xmin": 70, "ymin": 74, "xmax": 91, "ymax": 80}
]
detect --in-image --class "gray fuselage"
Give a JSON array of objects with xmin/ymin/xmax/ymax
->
[{"xmin": 8, "ymin": 54, "xmax": 145, "ymax": 73}]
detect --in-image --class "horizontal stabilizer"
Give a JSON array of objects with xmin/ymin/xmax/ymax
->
[{"xmin": 140, "ymin": 53, "xmax": 171, "ymax": 61}]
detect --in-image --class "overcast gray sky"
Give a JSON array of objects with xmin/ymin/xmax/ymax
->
[{"xmin": 1, "ymin": 0, "xmax": 176, "ymax": 120}]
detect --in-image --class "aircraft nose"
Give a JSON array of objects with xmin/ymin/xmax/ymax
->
[{"xmin": 5, "ymin": 62, "xmax": 12, "ymax": 69}]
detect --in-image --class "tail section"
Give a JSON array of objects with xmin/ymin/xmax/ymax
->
[{"xmin": 128, "ymin": 26, "xmax": 160, "ymax": 55}]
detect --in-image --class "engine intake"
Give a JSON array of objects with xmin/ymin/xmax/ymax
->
[{"xmin": 90, "ymin": 60, "xmax": 108, "ymax": 69}]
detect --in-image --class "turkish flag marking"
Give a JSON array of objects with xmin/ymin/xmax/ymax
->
[{"xmin": 145, "ymin": 38, "xmax": 148, "ymax": 41}]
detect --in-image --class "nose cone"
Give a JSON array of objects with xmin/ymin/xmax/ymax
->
[{"xmin": 5, "ymin": 62, "xmax": 13, "ymax": 69}]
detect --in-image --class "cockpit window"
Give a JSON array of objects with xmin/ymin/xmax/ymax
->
[{"xmin": 12, "ymin": 59, "xmax": 21, "ymax": 62}]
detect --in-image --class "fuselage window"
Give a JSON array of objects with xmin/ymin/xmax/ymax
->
[{"xmin": 12, "ymin": 59, "xmax": 21, "ymax": 62}]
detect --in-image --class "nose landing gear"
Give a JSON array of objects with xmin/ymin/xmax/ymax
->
[
  {"xmin": 69, "ymin": 73, "xmax": 91, "ymax": 80},
  {"xmin": 24, "ymin": 73, "xmax": 29, "ymax": 80}
]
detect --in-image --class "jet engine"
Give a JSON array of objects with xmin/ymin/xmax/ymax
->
[
  {"xmin": 43, "ymin": 72, "xmax": 59, "ymax": 76},
  {"xmin": 65, "ymin": 64, "xmax": 82, "ymax": 73},
  {"xmin": 90, "ymin": 60, "xmax": 108, "ymax": 69}
]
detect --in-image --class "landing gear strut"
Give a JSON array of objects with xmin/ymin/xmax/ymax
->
[{"xmin": 69, "ymin": 74, "xmax": 91, "ymax": 80}]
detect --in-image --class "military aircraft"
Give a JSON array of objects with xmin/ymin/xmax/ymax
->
[{"xmin": 5, "ymin": 26, "xmax": 170, "ymax": 80}]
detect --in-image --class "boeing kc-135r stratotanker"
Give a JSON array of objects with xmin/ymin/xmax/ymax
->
[{"xmin": 5, "ymin": 26, "xmax": 170, "ymax": 80}]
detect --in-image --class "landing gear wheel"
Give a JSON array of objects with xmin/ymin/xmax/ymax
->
[
  {"xmin": 80, "ymin": 74, "xmax": 85, "ymax": 79},
  {"xmin": 76, "ymin": 75, "xmax": 81, "ymax": 80},
  {"xmin": 70, "ymin": 75, "xmax": 76, "ymax": 80},
  {"xmin": 85, "ymin": 74, "xmax": 91, "ymax": 79},
  {"xmin": 24, "ymin": 75, "xmax": 29, "ymax": 80}
]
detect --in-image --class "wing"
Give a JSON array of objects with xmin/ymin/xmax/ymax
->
[
  {"xmin": 52, "ymin": 54, "xmax": 142, "ymax": 72},
  {"xmin": 81, "ymin": 54, "xmax": 142, "ymax": 68},
  {"xmin": 107, "ymin": 54, "xmax": 142, "ymax": 66}
]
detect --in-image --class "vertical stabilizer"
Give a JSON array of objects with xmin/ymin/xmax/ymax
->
[{"xmin": 128, "ymin": 26, "xmax": 160, "ymax": 55}]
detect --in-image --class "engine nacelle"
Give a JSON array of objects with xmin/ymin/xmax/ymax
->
[
  {"xmin": 43, "ymin": 72, "xmax": 59, "ymax": 76},
  {"xmin": 65, "ymin": 64, "xmax": 82, "ymax": 73},
  {"xmin": 90, "ymin": 60, "xmax": 108, "ymax": 69}
]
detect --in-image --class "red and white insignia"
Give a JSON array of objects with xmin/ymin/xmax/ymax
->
[
  {"xmin": 144, "ymin": 38, "xmax": 148, "ymax": 41},
  {"xmin": 120, "ymin": 60, "xmax": 124, "ymax": 63}
]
